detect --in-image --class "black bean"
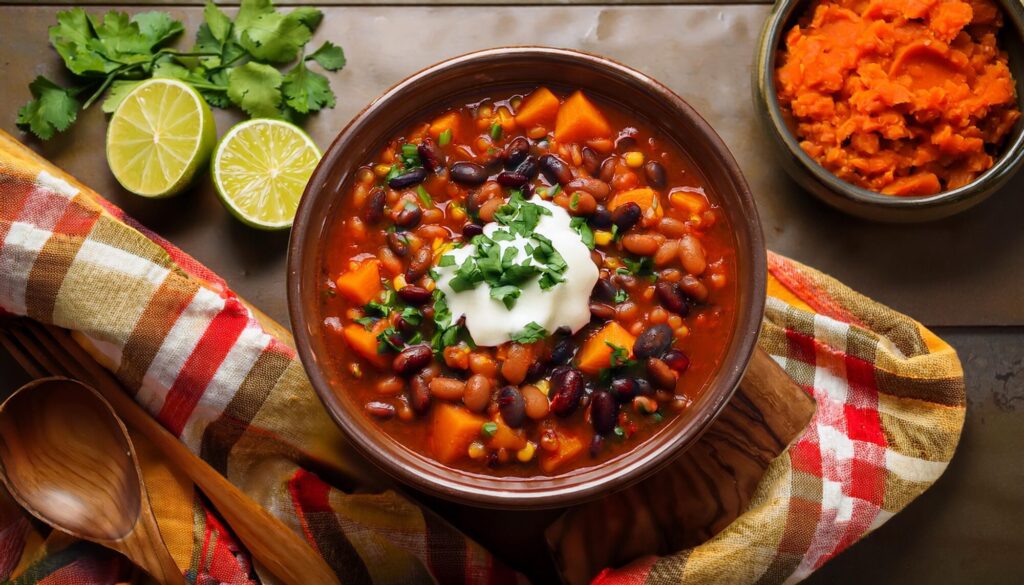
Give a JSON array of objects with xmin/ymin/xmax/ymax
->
[
  {"xmin": 395, "ymin": 206, "xmax": 422, "ymax": 229},
  {"xmin": 633, "ymin": 324, "xmax": 673, "ymax": 359},
  {"xmin": 450, "ymin": 162, "xmax": 489, "ymax": 185},
  {"xmin": 525, "ymin": 360, "xmax": 547, "ymax": 383},
  {"xmin": 610, "ymin": 378, "xmax": 637, "ymax": 402},
  {"xmin": 589, "ymin": 434, "xmax": 605, "ymax": 457},
  {"xmin": 612, "ymin": 202, "xmax": 642, "ymax": 232},
  {"xmin": 655, "ymin": 282, "xmax": 690, "ymax": 316},
  {"xmin": 591, "ymin": 391, "xmax": 619, "ymax": 434},
  {"xmin": 388, "ymin": 167, "xmax": 428, "ymax": 189},
  {"xmin": 581, "ymin": 147, "xmax": 602, "ymax": 175},
  {"xmin": 497, "ymin": 386, "xmax": 526, "ymax": 428},
  {"xmin": 406, "ymin": 246, "xmax": 433, "ymax": 281},
  {"xmin": 591, "ymin": 278, "xmax": 618, "ymax": 303},
  {"xmin": 549, "ymin": 367, "xmax": 585, "ymax": 416},
  {"xmin": 663, "ymin": 350, "xmax": 691, "ymax": 373},
  {"xmin": 615, "ymin": 132, "xmax": 638, "ymax": 153},
  {"xmin": 408, "ymin": 375, "xmax": 431, "ymax": 414},
  {"xmin": 393, "ymin": 345, "xmax": 432, "ymax": 376},
  {"xmin": 516, "ymin": 156, "xmax": 540, "ymax": 179},
  {"xmin": 589, "ymin": 303, "xmax": 616, "ymax": 321},
  {"xmin": 634, "ymin": 378, "xmax": 654, "ymax": 397},
  {"xmin": 496, "ymin": 171, "xmax": 529, "ymax": 188},
  {"xmin": 599, "ymin": 157, "xmax": 617, "ymax": 183},
  {"xmin": 522, "ymin": 183, "xmax": 535, "ymax": 199},
  {"xmin": 397, "ymin": 285, "xmax": 431, "ymax": 305},
  {"xmin": 550, "ymin": 337, "xmax": 576, "ymax": 365},
  {"xmin": 503, "ymin": 136, "xmax": 530, "ymax": 169},
  {"xmin": 365, "ymin": 401, "xmax": 396, "ymax": 419},
  {"xmin": 462, "ymin": 223, "xmax": 484, "ymax": 239},
  {"xmin": 539, "ymin": 154, "xmax": 572, "ymax": 185},
  {"xmin": 364, "ymin": 188, "xmax": 386, "ymax": 223},
  {"xmin": 644, "ymin": 160, "xmax": 667, "ymax": 189},
  {"xmin": 387, "ymin": 231, "xmax": 409, "ymax": 257},
  {"xmin": 418, "ymin": 138, "xmax": 445, "ymax": 173},
  {"xmin": 589, "ymin": 205, "xmax": 613, "ymax": 230},
  {"xmin": 646, "ymin": 357, "xmax": 678, "ymax": 390}
]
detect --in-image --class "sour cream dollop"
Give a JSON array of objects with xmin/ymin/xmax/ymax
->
[{"xmin": 435, "ymin": 199, "xmax": 598, "ymax": 347}]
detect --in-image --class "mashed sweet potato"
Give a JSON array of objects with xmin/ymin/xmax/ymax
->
[{"xmin": 776, "ymin": 0, "xmax": 1020, "ymax": 195}]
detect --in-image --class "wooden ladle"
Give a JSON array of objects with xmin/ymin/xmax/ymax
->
[{"xmin": 0, "ymin": 378, "xmax": 185, "ymax": 585}]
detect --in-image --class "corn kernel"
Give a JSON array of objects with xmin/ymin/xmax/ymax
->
[
  {"xmin": 450, "ymin": 204, "xmax": 467, "ymax": 221},
  {"xmin": 535, "ymin": 379, "xmax": 551, "ymax": 397},
  {"xmin": 374, "ymin": 164, "xmax": 392, "ymax": 177},
  {"xmin": 516, "ymin": 441, "xmax": 537, "ymax": 463},
  {"xmin": 348, "ymin": 362, "xmax": 362, "ymax": 378},
  {"xmin": 624, "ymin": 151, "xmax": 645, "ymax": 168},
  {"xmin": 424, "ymin": 277, "xmax": 436, "ymax": 292},
  {"xmin": 393, "ymin": 274, "xmax": 407, "ymax": 290},
  {"xmin": 594, "ymin": 230, "xmax": 613, "ymax": 246},
  {"xmin": 604, "ymin": 257, "xmax": 621, "ymax": 270},
  {"xmin": 468, "ymin": 441, "xmax": 487, "ymax": 460}
]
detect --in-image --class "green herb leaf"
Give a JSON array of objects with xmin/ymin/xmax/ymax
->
[
  {"xmin": 510, "ymin": 322, "xmax": 547, "ymax": 344},
  {"xmin": 438, "ymin": 128, "xmax": 452, "ymax": 146},
  {"xmin": 227, "ymin": 62, "xmax": 283, "ymax": 117},
  {"xmin": 48, "ymin": 8, "xmax": 116, "ymax": 76},
  {"xmin": 234, "ymin": 0, "xmax": 275, "ymax": 38},
  {"xmin": 307, "ymin": 41, "xmax": 346, "ymax": 71},
  {"xmin": 416, "ymin": 185, "xmax": 434, "ymax": 208},
  {"xmin": 133, "ymin": 11, "xmax": 185, "ymax": 48},
  {"xmin": 100, "ymin": 80, "xmax": 142, "ymax": 114},
  {"xmin": 376, "ymin": 327, "xmax": 403, "ymax": 354},
  {"xmin": 239, "ymin": 11, "xmax": 312, "ymax": 64},
  {"xmin": 490, "ymin": 123, "xmax": 502, "ymax": 141},
  {"xmin": 490, "ymin": 285, "xmax": 521, "ymax": 309},
  {"xmin": 570, "ymin": 217, "xmax": 595, "ymax": 250},
  {"xmin": 282, "ymin": 60, "xmax": 334, "ymax": 114},
  {"xmin": 203, "ymin": 1, "xmax": 232, "ymax": 43},
  {"xmin": 16, "ymin": 77, "xmax": 79, "ymax": 141},
  {"xmin": 613, "ymin": 288, "xmax": 629, "ymax": 304},
  {"xmin": 481, "ymin": 422, "xmax": 498, "ymax": 437},
  {"xmin": 606, "ymin": 342, "xmax": 636, "ymax": 369}
]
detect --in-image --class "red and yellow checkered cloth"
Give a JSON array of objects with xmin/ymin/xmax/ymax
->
[{"xmin": 0, "ymin": 129, "xmax": 964, "ymax": 584}]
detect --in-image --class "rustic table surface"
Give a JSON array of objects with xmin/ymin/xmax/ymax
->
[{"xmin": 1, "ymin": 2, "xmax": 1022, "ymax": 583}]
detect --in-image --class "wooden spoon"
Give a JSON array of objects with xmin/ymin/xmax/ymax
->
[{"xmin": 0, "ymin": 377, "xmax": 185, "ymax": 585}]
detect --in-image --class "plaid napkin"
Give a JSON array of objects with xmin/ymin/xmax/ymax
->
[{"xmin": 0, "ymin": 129, "xmax": 964, "ymax": 585}]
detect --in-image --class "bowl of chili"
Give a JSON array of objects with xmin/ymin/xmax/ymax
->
[
  {"xmin": 754, "ymin": 0, "xmax": 1024, "ymax": 222},
  {"xmin": 288, "ymin": 47, "xmax": 766, "ymax": 508}
]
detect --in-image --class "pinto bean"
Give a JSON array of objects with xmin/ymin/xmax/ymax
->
[
  {"xmin": 679, "ymin": 274, "xmax": 709, "ymax": 302},
  {"xmin": 469, "ymin": 353, "xmax": 499, "ymax": 377},
  {"xmin": 501, "ymin": 343, "xmax": 531, "ymax": 385},
  {"xmin": 463, "ymin": 375, "xmax": 492, "ymax": 413},
  {"xmin": 599, "ymin": 157, "xmax": 617, "ymax": 182},
  {"xmin": 522, "ymin": 385, "xmax": 550, "ymax": 419},
  {"xmin": 408, "ymin": 375, "xmax": 431, "ymax": 413},
  {"xmin": 647, "ymin": 357, "xmax": 678, "ymax": 390},
  {"xmin": 622, "ymin": 233, "xmax": 663, "ymax": 256},
  {"xmin": 568, "ymin": 192, "xmax": 597, "ymax": 216},
  {"xmin": 365, "ymin": 401, "xmax": 396, "ymax": 419},
  {"xmin": 379, "ymin": 246, "xmax": 403, "ymax": 276},
  {"xmin": 565, "ymin": 177, "xmax": 611, "ymax": 200},
  {"xmin": 654, "ymin": 239, "xmax": 681, "ymax": 267},
  {"xmin": 678, "ymin": 235, "xmax": 707, "ymax": 275},
  {"xmin": 658, "ymin": 217, "xmax": 688, "ymax": 238},
  {"xmin": 376, "ymin": 376, "xmax": 405, "ymax": 396},
  {"xmin": 429, "ymin": 377, "xmax": 467, "ymax": 401},
  {"xmin": 478, "ymin": 197, "xmax": 504, "ymax": 222}
]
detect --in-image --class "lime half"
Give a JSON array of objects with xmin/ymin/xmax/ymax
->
[
  {"xmin": 106, "ymin": 78, "xmax": 216, "ymax": 198},
  {"xmin": 212, "ymin": 119, "xmax": 321, "ymax": 230}
]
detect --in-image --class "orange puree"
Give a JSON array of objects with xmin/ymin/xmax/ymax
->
[{"xmin": 776, "ymin": 0, "xmax": 1020, "ymax": 195}]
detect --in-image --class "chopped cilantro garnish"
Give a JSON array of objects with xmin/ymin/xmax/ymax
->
[
  {"xmin": 400, "ymin": 143, "xmax": 422, "ymax": 168},
  {"xmin": 570, "ymin": 217, "xmax": 595, "ymax": 250},
  {"xmin": 606, "ymin": 342, "xmax": 636, "ymax": 369},
  {"xmin": 619, "ymin": 256, "xmax": 656, "ymax": 281},
  {"xmin": 510, "ymin": 322, "xmax": 547, "ymax": 344},
  {"xmin": 376, "ymin": 327, "xmax": 403, "ymax": 354},
  {"xmin": 416, "ymin": 185, "xmax": 433, "ymax": 207},
  {"xmin": 481, "ymin": 421, "xmax": 498, "ymax": 437},
  {"xmin": 398, "ymin": 306, "xmax": 423, "ymax": 326},
  {"xmin": 438, "ymin": 255, "xmax": 456, "ymax": 267},
  {"xmin": 613, "ymin": 288, "xmax": 629, "ymax": 304}
]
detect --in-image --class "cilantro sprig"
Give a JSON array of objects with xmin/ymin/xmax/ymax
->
[{"xmin": 18, "ymin": 0, "xmax": 347, "ymax": 140}]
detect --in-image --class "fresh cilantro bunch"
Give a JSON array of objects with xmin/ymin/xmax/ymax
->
[{"xmin": 17, "ymin": 0, "xmax": 346, "ymax": 141}]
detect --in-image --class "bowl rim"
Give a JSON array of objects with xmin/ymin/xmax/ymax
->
[
  {"xmin": 754, "ymin": 0, "xmax": 1024, "ymax": 211},
  {"xmin": 288, "ymin": 46, "xmax": 767, "ymax": 508}
]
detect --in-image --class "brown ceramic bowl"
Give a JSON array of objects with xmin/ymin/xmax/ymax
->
[{"xmin": 288, "ymin": 47, "xmax": 767, "ymax": 509}]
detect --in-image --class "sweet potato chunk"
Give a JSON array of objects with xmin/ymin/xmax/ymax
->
[
  {"xmin": 515, "ymin": 87, "xmax": 560, "ymax": 128},
  {"xmin": 341, "ymin": 324, "xmax": 388, "ymax": 369},
  {"xmin": 335, "ymin": 260, "xmax": 382, "ymax": 306},
  {"xmin": 430, "ymin": 404, "xmax": 486, "ymax": 465},
  {"xmin": 554, "ymin": 91, "xmax": 612, "ymax": 144},
  {"xmin": 540, "ymin": 431, "xmax": 584, "ymax": 474},
  {"xmin": 577, "ymin": 321, "xmax": 636, "ymax": 374},
  {"xmin": 429, "ymin": 111, "xmax": 461, "ymax": 142}
]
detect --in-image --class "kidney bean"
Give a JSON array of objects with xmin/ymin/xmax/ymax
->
[
  {"xmin": 376, "ymin": 376, "xmax": 405, "ymax": 396},
  {"xmin": 679, "ymin": 274, "xmax": 709, "ymax": 302},
  {"xmin": 568, "ymin": 192, "xmax": 597, "ymax": 216},
  {"xmin": 622, "ymin": 233, "xmax": 663, "ymax": 256},
  {"xmin": 496, "ymin": 171, "xmax": 529, "ymax": 188},
  {"xmin": 397, "ymin": 285, "xmax": 431, "ymax": 305},
  {"xmin": 611, "ymin": 202, "xmax": 642, "ymax": 232},
  {"xmin": 388, "ymin": 168, "xmax": 427, "ymax": 189},
  {"xmin": 462, "ymin": 375, "xmax": 492, "ymax": 413},
  {"xmin": 393, "ymin": 344, "xmax": 432, "ymax": 376},
  {"xmin": 610, "ymin": 378, "xmax": 637, "ymax": 402},
  {"xmin": 540, "ymin": 154, "xmax": 572, "ymax": 184},
  {"xmin": 647, "ymin": 357, "xmax": 678, "ymax": 389},
  {"xmin": 395, "ymin": 313, "xmax": 417, "ymax": 336},
  {"xmin": 615, "ymin": 133, "xmax": 638, "ymax": 153},
  {"xmin": 599, "ymin": 157, "xmax": 617, "ymax": 183},
  {"xmin": 590, "ymin": 391, "xmax": 619, "ymax": 434},
  {"xmin": 408, "ymin": 375, "xmax": 431, "ymax": 414},
  {"xmin": 634, "ymin": 324, "xmax": 673, "ymax": 358},
  {"xmin": 364, "ymin": 188, "xmax": 386, "ymax": 223},
  {"xmin": 395, "ymin": 205, "xmax": 422, "ymax": 229},
  {"xmin": 503, "ymin": 136, "xmax": 530, "ymax": 169},
  {"xmin": 418, "ymin": 138, "xmax": 445, "ymax": 172},
  {"xmin": 549, "ymin": 367, "xmax": 585, "ymax": 416},
  {"xmin": 521, "ymin": 385, "xmax": 550, "ymax": 419},
  {"xmin": 581, "ymin": 147, "xmax": 603, "ymax": 175},
  {"xmin": 655, "ymin": 281, "xmax": 690, "ymax": 316},
  {"xmin": 429, "ymin": 377, "xmax": 466, "ymax": 401},
  {"xmin": 566, "ymin": 177, "xmax": 611, "ymax": 200},
  {"xmin": 550, "ymin": 337, "xmax": 576, "ymax": 365},
  {"xmin": 663, "ymin": 350, "xmax": 691, "ymax": 373},
  {"xmin": 451, "ymin": 162, "xmax": 489, "ymax": 185},
  {"xmin": 365, "ymin": 401, "xmax": 396, "ymax": 419},
  {"xmin": 590, "ymin": 434, "xmax": 605, "ymax": 457},
  {"xmin": 591, "ymin": 278, "xmax": 618, "ymax": 303},
  {"xmin": 478, "ymin": 197, "xmax": 504, "ymax": 223},
  {"xmin": 679, "ymin": 235, "xmax": 707, "ymax": 276},
  {"xmin": 385, "ymin": 232, "xmax": 409, "ymax": 258},
  {"xmin": 644, "ymin": 160, "xmax": 667, "ymax": 189},
  {"xmin": 589, "ymin": 302, "xmax": 616, "ymax": 320},
  {"xmin": 654, "ymin": 239, "xmax": 680, "ymax": 267},
  {"xmin": 516, "ymin": 156, "xmax": 540, "ymax": 179},
  {"xmin": 501, "ymin": 343, "xmax": 531, "ymax": 385},
  {"xmin": 589, "ymin": 205, "xmax": 613, "ymax": 230},
  {"xmin": 498, "ymin": 386, "xmax": 527, "ymax": 428},
  {"xmin": 405, "ymin": 246, "xmax": 433, "ymax": 281}
]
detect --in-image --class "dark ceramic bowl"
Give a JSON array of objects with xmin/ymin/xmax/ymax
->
[
  {"xmin": 288, "ymin": 47, "xmax": 766, "ymax": 509},
  {"xmin": 754, "ymin": 0, "xmax": 1024, "ymax": 222}
]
